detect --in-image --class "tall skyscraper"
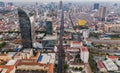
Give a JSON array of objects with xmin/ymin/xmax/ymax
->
[
  {"xmin": 46, "ymin": 17, "xmax": 53, "ymax": 35},
  {"xmin": 59, "ymin": 1, "xmax": 63, "ymax": 10},
  {"xmin": 98, "ymin": 6, "xmax": 106, "ymax": 21},
  {"xmin": 18, "ymin": 8, "xmax": 33, "ymax": 49},
  {"xmin": 30, "ymin": 16, "xmax": 36, "ymax": 43},
  {"xmin": 94, "ymin": 3, "xmax": 99, "ymax": 10}
]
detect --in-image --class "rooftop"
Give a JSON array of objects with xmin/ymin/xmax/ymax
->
[
  {"xmin": 103, "ymin": 59, "xmax": 118, "ymax": 71},
  {"xmin": 108, "ymin": 56, "xmax": 118, "ymax": 59},
  {"xmin": 0, "ymin": 65, "xmax": 14, "ymax": 73},
  {"xmin": 97, "ymin": 61, "xmax": 105, "ymax": 68},
  {"xmin": 38, "ymin": 53, "xmax": 55, "ymax": 64},
  {"xmin": 6, "ymin": 60, "xmax": 17, "ymax": 65},
  {"xmin": 43, "ymin": 35, "xmax": 57, "ymax": 40},
  {"xmin": 81, "ymin": 47, "xmax": 88, "ymax": 52}
]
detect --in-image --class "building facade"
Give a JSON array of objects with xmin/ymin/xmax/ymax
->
[
  {"xmin": 104, "ymin": 23, "xmax": 120, "ymax": 32},
  {"xmin": 46, "ymin": 17, "xmax": 53, "ymax": 35},
  {"xmin": 94, "ymin": 3, "xmax": 99, "ymax": 10},
  {"xmin": 18, "ymin": 8, "xmax": 33, "ymax": 48},
  {"xmin": 98, "ymin": 6, "xmax": 106, "ymax": 21}
]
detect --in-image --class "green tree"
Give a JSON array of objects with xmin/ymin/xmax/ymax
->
[
  {"xmin": 74, "ymin": 67, "xmax": 79, "ymax": 71},
  {"xmin": 75, "ymin": 54, "xmax": 80, "ymax": 58},
  {"xmin": 0, "ymin": 42, "xmax": 6, "ymax": 48},
  {"xmin": 79, "ymin": 67, "xmax": 83, "ymax": 71},
  {"xmin": 64, "ymin": 64, "xmax": 69, "ymax": 70}
]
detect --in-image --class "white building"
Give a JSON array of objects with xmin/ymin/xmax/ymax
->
[
  {"xmin": 33, "ymin": 42, "xmax": 43, "ymax": 49},
  {"xmin": 80, "ymin": 47, "xmax": 89, "ymax": 63},
  {"xmin": 103, "ymin": 59, "xmax": 118, "ymax": 71},
  {"xmin": 83, "ymin": 29, "xmax": 89, "ymax": 39},
  {"xmin": 38, "ymin": 53, "xmax": 56, "ymax": 64},
  {"xmin": 70, "ymin": 41, "xmax": 83, "ymax": 48}
]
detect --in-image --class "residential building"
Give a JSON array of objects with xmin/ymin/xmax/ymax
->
[
  {"xmin": 104, "ymin": 23, "xmax": 120, "ymax": 32},
  {"xmin": 97, "ymin": 61, "xmax": 107, "ymax": 72},
  {"xmin": 98, "ymin": 6, "xmax": 106, "ymax": 21}
]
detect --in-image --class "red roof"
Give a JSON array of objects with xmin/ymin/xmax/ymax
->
[
  {"xmin": 0, "ymin": 65, "xmax": 14, "ymax": 73},
  {"xmin": 98, "ymin": 61, "xmax": 105, "ymax": 68},
  {"xmin": 108, "ymin": 56, "xmax": 118, "ymax": 59},
  {"xmin": 82, "ymin": 47, "xmax": 88, "ymax": 52},
  {"xmin": 72, "ymin": 41, "xmax": 81, "ymax": 44},
  {"xmin": 0, "ymin": 20, "xmax": 3, "ymax": 24}
]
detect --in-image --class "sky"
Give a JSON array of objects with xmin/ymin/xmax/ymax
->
[{"xmin": 0, "ymin": 0, "xmax": 120, "ymax": 2}]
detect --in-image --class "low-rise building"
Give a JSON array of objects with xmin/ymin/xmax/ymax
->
[
  {"xmin": 97, "ymin": 61, "xmax": 107, "ymax": 72},
  {"xmin": 70, "ymin": 41, "xmax": 83, "ymax": 48},
  {"xmin": 107, "ymin": 55, "xmax": 118, "ymax": 61},
  {"xmin": 103, "ymin": 59, "xmax": 118, "ymax": 71},
  {"xmin": 38, "ymin": 53, "xmax": 55, "ymax": 64},
  {"xmin": 80, "ymin": 47, "xmax": 89, "ymax": 63},
  {"xmin": 104, "ymin": 23, "xmax": 120, "ymax": 32},
  {"xmin": 0, "ymin": 59, "xmax": 17, "ymax": 73},
  {"xmin": 0, "ymin": 65, "xmax": 16, "ymax": 73},
  {"xmin": 16, "ymin": 62, "xmax": 53, "ymax": 73},
  {"xmin": 116, "ymin": 60, "xmax": 120, "ymax": 67},
  {"xmin": 0, "ymin": 54, "xmax": 12, "ymax": 61}
]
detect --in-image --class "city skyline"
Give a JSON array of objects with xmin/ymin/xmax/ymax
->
[
  {"xmin": 0, "ymin": 0, "xmax": 120, "ymax": 73},
  {"xmin": 0, "ymin": 0, "xmax": 120, "ymax": 2}
]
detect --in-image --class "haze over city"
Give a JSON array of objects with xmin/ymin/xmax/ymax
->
[
  {"xmin": 0, "ymin": 0, "xmax": 120, "ymax": 73},
  {"xmin": 0, "ymin": 0, "xmax": 120, "ymax": 2}
]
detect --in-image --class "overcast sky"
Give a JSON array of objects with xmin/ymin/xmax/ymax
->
[{"xmin": 0, "ymin": 0, "xmax": 119, "ymax": 2}]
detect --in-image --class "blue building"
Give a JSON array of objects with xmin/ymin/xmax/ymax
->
[
  {"xmin": 46, "ymin": 18, "xmax": 53, "ymax": 35},
  {"xmin": 0, "ymin": 2, "xmax": 5, "ymax": 7},
  {"xmin": 94, "ymin": 3, "xmax": 99, "ymax": 10}
]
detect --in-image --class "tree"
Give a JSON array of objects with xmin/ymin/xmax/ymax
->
[
  {"xmin": 55, "ymin": 64, "xmax": 58, "ymax": 68},
  {"xmin": 75, "ymin": 54, "xmax": 80, "ymax": 58},
  {"xmin": 64, "ymin": 64, "xmax": 69, "ymax": 70},
  {"xmin": 104, "ymin": 58, "xmax": 107, "ymax": 60},
  {"xmin": 0, "ymin": 42, "xmax": 6, "ymax": 48},
  {"xmin": 74, "ymin": 67, "xmax": 79, "ymax": 71},
  {"xmin": 64, "ymin": 41, "xmax": 67, "ymax": 44},
  {"xmin": 118, "ymin": 57, "xmax": 120, "ymax": 60},
  {"xmin": 79, "ymin": 67, "xmax": 83, "ymax": 71},
  {"xmin": 107, "ymin": 47, "xmax": 110, "ymax": 49}
]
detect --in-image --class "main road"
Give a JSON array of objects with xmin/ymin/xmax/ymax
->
[{"xmin": 58, "ymin": 1, "xmax": 64, "ymax": 73}]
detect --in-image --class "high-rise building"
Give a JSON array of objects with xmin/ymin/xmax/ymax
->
[
  {"xmin": 18, "ymin": 8, "xmax": 33, "ymax": 49},
  {"xmin": 46, "ymin": 17, "xmax": 53, "ymax": 35},
  {"xmin": 30, "ymin": 16, "xmax": 36, "ymax": 43},
  {"xmin": 94, "ymin": 3, "xmax": 99, "ymax": 10},
  {"xmin": 98, "ymin": 6, "xmax": 106, "ymax": 21},
  {"xmin": 7, "ymin": 2, "xmax": 13, "ymax": 6},
  {"xmin": 0, "ymin": 2, "xmax": 5, "ymax": 8},
  {"xmin": 59, "ymin": 1, "xmax": 63, "ymax": 10}
]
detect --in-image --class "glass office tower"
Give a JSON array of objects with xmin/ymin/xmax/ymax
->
[
  {"xmin": 46, "ymin": 21, "xmax": 52, "ymax": 35},
  {"xmin": 18, "ymin": 8, "xmax": 33, "ymax": 48}
]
